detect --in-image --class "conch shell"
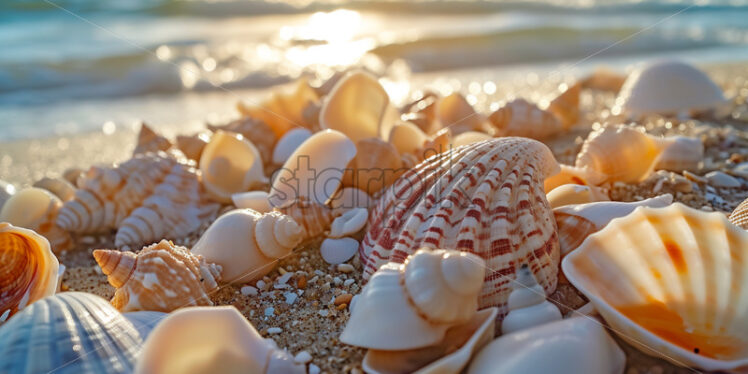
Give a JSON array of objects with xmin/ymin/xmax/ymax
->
[
  {"xmin": 489, "ymin": 98, "xmax": 563, "ymax": 140},
  {"xmin": 501, "ymin": 264, "xmax": 561, "ymax": 334},
  {"xmin": 200, "ymin": 130, "xmax": 268, "ymax": 203},
  {"xmin": 94, "ymin": 240, "xmax": 222, "ymax": 312},
  {"xmin": 191, "ymin": 209, "xmax": 303, "ymax": 284},
  {"xmin": 207, "ymin": 118, "xmax": 276, "ymax": 165},
  {"xmin": 341, "ymin": 248, "xmax": 485, "ymax": 350},
  {"xmin": 237, "ymin": 78, "xmax": 319, "ymax": 138},
  {"xmin": 575, "ymin": 124, "xmax": 674, "ymax": 183},
  {"xmin": 729, "ymin": 197, "xmax": 748, "ymax": 230},
  {"xmin": 343, "ymin": 137, "xmax": 406, "ymax": 196},
  {"xmin": 554, "ymin": 194, "xmax": 673, "ymax": 256},
  {"xmin": 1, "ymin": 187, "xmax": 72, "ymax": 253},
  {"xmin": 134, "ymin": 123, "xmax": 172, "ymax": 155},
  {"xmin": 547, "ymin": 82, "xmax": 581, "ymax": 128},
  {"xmin": 135, "ymin": 306, "xmax": 304, "ymax": 374},
  {"xmin": 546, "ymin": 184, "xmax": 609, "ymax": 209},
  {"xmin": 361, "ymin": 137, "xmax": 561, "ymax": 317},
  {"xmin": 655, "ymin": 135, "xmax": 704, "ymax": 172},
  {"xmin": 0, "ymin": 222, "xmax": 59, "ymax": 319},
  {"xmin": 562, "ymin": 203, "xmax": 748, "ymax": 372}
]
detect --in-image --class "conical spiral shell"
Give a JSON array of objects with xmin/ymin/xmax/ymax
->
[
  {"xmin": 274, "ymin": 199, "xmax": 340, "ymax": 239},
  {"xmin": 0, "ymin": 292, "xmax": 142, "ymax": 374},
  {"xmin": 729, "ymin": 197, "xmax": 748, "ymax": 230},
  {"xmin": 489, "ymin": 99, "xmax": 562, "ymax": 140},
  {"xmin": 94, "ymin": 240, "xmax": 222, "ymax": 312},
  {"xmin": 0, "ymin": 223, "xmax": 59, "ymax": 318},
  {"xmin": 501, "ymin": 264, "xmax": 561, "ymax": 334},
  {"xmin": 361, "ymin": 137, "xmax": 561, "ymax": 318},
  {"xmin": 134, "ymin": 123, "xmax": 172, "ymax": 156}
]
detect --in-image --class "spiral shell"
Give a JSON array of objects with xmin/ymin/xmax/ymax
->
[
  {"xmin": 0, "ymin": 223, "xmax": 59, "ymax": 319},
  {"xmin": 134, "ymin": 123, "xmax": 172, "ymax": 156},
  {"xmin": 94, "ymin": 240, "xmax": 222, "ymax": 312},
  {"xmin": 1, "ymin": 187, "xmax": 72, "ymax": 253},
  {"xmin": 547, "ymin": 82, "xmax": 581, "ymax": 128},
  {"xmin": 361, "ymin": 137, "xmax": 561, "ymax": 319},
  {"xmin": 489, "ymin": 99, "xmax": 562, "ymax": 140},
  {"xmin": 729, "ymin": 197, "xmax": 748, "ymax": 230},
  {"xmin": 192, "ymin": 209, "xmax": 303, "ymax": 284},
  {"xmin": 501, "ymin": 264, "xmax": 561, "ymax": 334},
  {"xmin": 341, "ymin": 248, "xmax": 485, "ymax": 350}
]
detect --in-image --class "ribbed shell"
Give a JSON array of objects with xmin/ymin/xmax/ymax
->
[
  {"xmin": 729, "ymin": 197, "xmax": 748, "ymax": 230},
  {"xmin": 489, "ymin": 99, "xmax": 562, "ymax": 140},
  {"xmin": 361, "ymin": 137, "xmax": 561, "ymax": 315},
  {"xmin": 0, "ymin": 292, "xmax": 142, "ymax": 374}
]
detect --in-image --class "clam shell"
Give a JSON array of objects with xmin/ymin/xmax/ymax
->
[
  {"xmin": 272, "ymin": 128, "xmax": 312, "ymax": 165},
  {"xmin": 200, "ymin": 130, "xmax": 267, "ymax": 203},
  {"xmin": 489, "ymin": 98, "xmax": 562, "ymax": 140},
  {"xmin": 361, "ymin": 137, "xmax": 561, "ymax": 317},
  {"xmin": 729, "ymin": 197, "xmax": 748, "ymax": 230},
  {"xmin": 0, "ymin": 292, "xmax": 142, "ymax": 374},
  {"xmin": 655, "ymin": 136, "xmax": 704, "ymax": 172},
  {"xmin": 329, "ymin": 207, "xmax": 368, "ymax": 238},
  {"xmin": 1, "ymin": 187, "xmax": 72, "ymax": 253},
  {"xmin": 320, "ymin": 237, "xmax": 359, "ymax": 265},
  {"xmin": 388, "ymin": 122, "xmax": 428, "ymax": 156},
  {"xmin": 562, "ymin": 203, "xmax": 748, "ymax": 371}
]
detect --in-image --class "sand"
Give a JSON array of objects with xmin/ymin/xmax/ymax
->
[{"xmin": 6, "ymin": 61, "xmax": 748, "ymax": 373}]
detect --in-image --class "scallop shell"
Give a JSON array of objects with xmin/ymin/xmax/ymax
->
[
  {"xmin": 273, "ymin": 199, "xmax": 340, "ymax": 239},
  {"xmin": 237, "ymin": 78, "xmax": 318, "ymax": 138},
  {"xmin": 1, "ymin": 187, "xmax": 72, "ymax": 253},
  {"xmin": 554, "ymin": 194, "xmax": 673, "ymax": 256},
  {"xmin": 580, "ymin": 67, "xmax": 627, "ymax": 92},
  {"xmin": 343, "ymin": 137, "xmax": 405, "ymax": 196},
  {"xmin": 33, "ymin": 177, "xmax": 76, "ymax": 201},
  {"xmin": 0, "ymin": 292, "xmax": 143, "ymax": 374},
  {"xmin": 0, "ymin": 223, "xmax": 59, "ymax": 318},
  {"xmin": 341, "ymin": 248, "xmax": 485, "ymax": 350},
  {"xmin": 272, "ymin": 127, "xmax": 312, "ymax": 165},
  {"xmin": 135, "ymin": 306, "xmax": 305, "ymax": 374},
  {"xmin": 655, "ymin": 135, "xmax": 704, "ymax": 172},
  {"xmin": 729, "ymin": 197, "xmax": 748, "ymax": 230},
  {"xmin": 546, "ymin": 184, "xmax": 609, "ymax": 209},
  {"xmin": 489, "ymin": 98, "xmax": 563, "ymax": 140},
  {"xmin": 360, "ymin": 137, "xmax": 561, "ymax": 317},
  {"xmin": 467, "ymin": 316, "xmax": 626, "ymax": 374},
  {"xmin": 94, "ymin": 239, "xmax": 222, "ymax": 312},
  {"xmin": 437, "ymin": 93, "xmax": 490, "ymax": 136},
  {"xmin": 562, "ymin": 203, "xmax": 748, "ymax": 371},
  {"xmin": 200, "ymin": 130, "xmax": 268, "ymax": 203},
  {"xmin": 575, "ymin": 124, "xmax": 674, "ymax": 184},
  {"xmin": 320, "ymin": 71, "xmax": 398, "ymax": 142},
  {"xmin": 192, "ymin": 209, "xmax": 303, "ymax": 284},
  {"xmin": 176, "ymin": 132, "xmax": 210, "ymax": 162},
  {"xmin": 501, "ymin": 264, "xmax": 561, "ymax": 334},
  {"xmin": 363, "ymin": 308, "xmax": 498, "ymax": 374},
  {"xmin": 615, "ymin": 60, "xmax": 727, "ymax": 116},
  {"xmin": 547, "ymin": 82, "xmax": 581, "ymax": 128},
  {"xmin": 134, "ymin": 123, "xmax": 172, "ymax": 156},
  {"xmin": 207, "ymin": 118, "xmax": 276, "ymax": 165}
]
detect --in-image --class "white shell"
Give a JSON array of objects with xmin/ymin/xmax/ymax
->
[
  {"xmin": 200, "ymin": 130, "xmax": 268, "ymax": 203},
  {"xmin": 501, "ymin": 264, "xmax": 561, "ymax": 334},
  {"xmin": 388, "ymin": 122, "xmax": 428, "ymax": 155},
  {"xmin": 467, "ymin": 317, "xmax": 625, "ymax": 374},
  {"xmin": 135, "ymin": 306, "xmax": 304, "ymax": 374},
  {"xmin": 615, "ymin": 60, "xmax": 727, "ymax": 116},
  {"xmin": 269, "ymin": 130, "xmax": 357, "ymax": 208},
  {"xmin": 320, "ymin": 237, "xmax": 359, "ymax": 265},
  {"xmin": 329, "ymin": 208, "xmax": 368, "ymax": 238},
  {"xmin": 272, "ymin": 128, "xmax": 312, "ymax": 165},
  {"xmin": 705, "ymin": 170, "xmax": 741, "ymax": 188},
  {"xmin": 562, "ymin": 203, "xmax": 748, "ymax": 372},
  {"xmin": 546, "ymin": 184, "xmax": 609, "ymax": 209},
  {"xmin": 451, "ymin": 131, "xmax": 492, "ymax": 147},
  {"xmin": 655, "ymin": 136, "xmax": 704, "ymax": 172},
  {"xmin": 231, "ymin": 191, "xmax": 271, "ymax": 213}
]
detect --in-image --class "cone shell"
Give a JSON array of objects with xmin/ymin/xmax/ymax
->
[
  {"xmin": 343, "ymin": 137, "xmax": 405, "ymax": 196},
  {"xmin": 489, "ymin": 98, "xmax": 562, "ymax": 140},
  {"xmin": 360, "ymin": 137, "xmax": 561, "ymax": 317},
  {"xmin": 0, "ymin": 223, "xmax": 59, "ymax": 318},
  {"xmin": 501, "ymin": 264, "xmax": 561, "ymax": 334},
  {"xmin": 562, "ymin": 203, "xmax": 748, "ymax": 371},
  {"xmin": 207, "ymin": 118, "xmax": 276, "ymax": 165},
  {"xmin": 94, "ymin": 240, "xmax": 222, "ymax": 312},
  {"xmin": 340, "ymin": 249, "xmax": 485, "ymax": 350},
  {"xmin": 176, "ymin": 132, "xmax": 210, "ymax": 162},
  {"xmin": 546, "ymin": 184, "xmax": 609, "ymax": 209},
  {"xmin": 192, "ymin": 209, "xmax": 303, "ymax": 284},
  {"xmin": 1, "ymin": 187, "xmax": 72, "ymax": 253},
  {"xmin": 437, "ymin": 93, "xmax": 490, "ymax": 136},
  {"xmin": 547, "ymin": 82, "xmax": 581, "ymax": 128},
  {"xmin": 729, "ymin": 197, "xmax": 748, "ymax": 230},
  {"xmin": 237, "ymin": 78, "xmax": 319, "ymax": 138},
  {"xmin": 655, "ymin": 136, "xmax": 704, "ymax": 172},
  {"xmin": 575, "ymin": 124, "xmax": 674, "ymax": 183},
  {"xmin": 0, "ymin": 292, "xmax": 142, "ymax": 374},
  {"xmin": 134, "ymin": 123, "xmax": 172, "ymax": 156},
  {"xmin": 274, "ymin": 199, "xmax": 340, "ymax": 239}
]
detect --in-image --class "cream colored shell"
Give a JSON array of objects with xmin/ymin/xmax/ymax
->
[
  {"xmin": 200, "ymin": 131, "xmax": 267, "ymax": 203},
  {"xmin": 1, "ymin": 187, "xmax": 72, "ymax": 253},
  {"xmin": 655, "ymin": 135, "xmax": 704, "ymax": 172},
  {"xmin": 546, "ymin": 184, "xmax": 609, "ymax": 209},
  {"xmin": 489, "ymin": 98, "xmax": 562, "ymax": 140},
  {"xmin": 501, "ymin": 264, "xmax": 561, "ymax": 334}
]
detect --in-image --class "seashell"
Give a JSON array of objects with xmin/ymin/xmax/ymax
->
[
  {"xmin": 575, "ymin": 124, "xmax": 674, "ymax": 183},
  {"xmin": 320, "ymin": 71, "xmax": 398, "ymax": 142},
  {"xmin": 388, "ymin": 122, "xmax": 428, "ymax": 156},
  {"xmin": 272, "ymin": 127, "xmax": 312, "ymax": 165},
  {"xmin": 414, "ymin": 127, "xmax": 452, "ymax": 162},
  {"xmin": 544, "ymin": 164, "xmax": 607, "ymax": 192},
  {"xmin": 705, "ymin": 170, "xmax": 741, "ymax": 188},
  {"xmin": 729, "ymin": 197, "xmax": 748, "ymax": 230},
  {"xmin": 363, "ymin": 308, "xmax": 498, "ymax": 374},
  {"xmin": 0, "ymin": 222, "xmax": 59, "ymax": 318},
  {"xmin": 232, "ymin": 190, "xmax": 271, "ymax": 213},
  {"xmin": 562, "ymin": 203, "xmax": 748, "ymax": 371},
  {"xmin": 273, "ymin": 199, "xmax": 340, "ymax": 239},
  {"xmin": 501, "ymin": 264, "xmax": 561, "ymax": 334},
  {"xmin": 655, "ymin": 136, "xmax": 703, "ymax": 172},
  {"xmin": 451, "ymin": 131, "xmax": 491, "ymax": 148},
  {"xmin": 62, "ymin": 167, "xmax": 84, "ymax": 185},
  {"xmin": 360, "ymin": 137, "xmax": 561, "ymax": 316},
  {"xmin": 343, "ymin": 137, "xmax": 405, "ymax": 196},
  {"xmin": 341, "ymin": 248, "xmax": 486, "ymax": 350},
  {"xmin": 176, "ymin": 132, "xmax": 210, "ymax": 162},
  {"xmin": 580, "ymin": 67, "xmax": 627, "ymax": 92},
  {"xmin": 192, "ymin": 209, "xmax": 303, "ymax": 284},
  {"xmin": 237, "ymin": 78, "xmax": 319, "ymax": 138},
  {"xmin": 401, "ymin": 91, "xmax": 440, "ymax": 135},
  {"xmin": 437, "ymin": 93, "xmax": 490, "ymax": 136},
  {"xmin": 135, "ymin": 306, "xmax": 305, "ymax": 374},
  {"xmin": 208, "ymin": 118, "xmax": 277, "ymax": 164},
  {"xmin": 94, "ymin": 239, "xmax": 222, "ymax": 312},
  {"xmin": 320, "ymin": 237, "xmax": 359, "ymax": 265},
  {"xmin": 199, "ymin": 130, "xmax": 267, "ymax": 203},
  {"xmin": 547, "ymin": 82, "xmax": 581, "ymax": 128},
  {"xmin": 134, "ymin": 123, "xmax": 172, "ymax": 155},
  {"xmin": 0, "ymin": 292, "xmax": 143, "ymax": 374},
  {"xmin": 33, "ymin": 177, "xmax": 76, "ymax": 201},
  {"xmin": 269, "ymin": 129, "xmax": 356, "ymax": 208},
  {"xmin": 615, "ymin": 60, "xmax": 727, "ymax": 116},
  {"xmin": 327, "ymin": 187, "xmax": 374, "ymax": 210},
  {"xmin": 467, "ymin": 316, "xmax": 625, "ymax": 374},
  {"xmin": 329, "ymin": 207, "xmax": 368, "ymax": 238},
  {"xmin": 554, "ymin": 194, "xmax": 673, "ymax": 256},
  {"xmin": 489, "ymin": 98, "xmax": 563, "ymax": 140},
  {"xmin": 124, "ymin": 311, "xmax": 167, "ymax": 340},
  {"xmin": 0, "ymin": 180, "xmax": 16, "ymax": 211},
  {"xmin": 546, "ymin": 184, "xmax": 609, "ymax": 209},
  {"xmin": 1, "ymin": 187, "xmax": 72, "ymax": 253}
]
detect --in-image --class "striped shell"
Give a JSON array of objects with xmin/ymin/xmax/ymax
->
[
  {"xmin": 0, "ymin": 223, "xmax": 59, "ymax": 319},
  {"xmin": 360, "ymin": 137, "xmax": 561, "ymax": 316},
  {"xmin": 730, "ymin": 197, "xmax": 748, "ymax": 230},
  {"xmin": 489, "ymin": 99, "xmax": 563, "ymax": 140},
  {"xmin": 0, "ymin": 292, "xmax": 142, "ymax": 374},
  {"xmin": 94, "ymin": 240, "xmax": 222, "ymax": 312},
  {"xmin": 56, "ymin": 151, "xmax": 218, "ymax": 249}
]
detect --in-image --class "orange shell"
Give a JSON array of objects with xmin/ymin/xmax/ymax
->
[
  {"xmin": 237, "ymin": 78, "xmax": 319, "ymax": 138},
  {"xmin": 343, "ymin": 138, "xmax": 406, "ymax": 196},
  {"xmin": 489, "ymin": 99, "xmax": 562, "ymax": 140},
  {"xmin": 133, "ymin": 123, "xmax": 172, "ymax": 156},
  {"xmin": 547, "ymin": 82, "xmax": 581, "ymax": 129},
  {"xmin": 208, "ymin": 118, "xmax": 277, "ymax": 166}
]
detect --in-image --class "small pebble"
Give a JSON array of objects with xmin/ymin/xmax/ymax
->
[
  {"xmin": 334, "ymin": 293, "xmax": 353, "ymax": 306},
  {"xmin": 320, "ymin": 237, "xmax": 359, "ymax": 265},
  {"xmin": 343, "ymin": 279, "xmax": 355, "ymax": 287},
  {"xmin": 309, "ymin": 364, "xmax": 321, "ymax": 374},
  {"xmin": 318, "ymin": 309, "xmax": 329, "ymax": 317},
  {"xmin": 297, "ymin": 275, "xmax": 307, "ymax": 289},
  {"xmin": 333, "ymin": 276, "xmax": 342, "ymax": 286},
  {"xmin": 294, "ymin": 351, "xmax": 313, "ymax": 364},
  {"xmin": 705, "ymin": 171, "xmax": 741, "ymax": 188},
  {"xmin": 240, "ymin": 285, "xmax": 258, "ymax": 296},
  {"xmin": 284, "ymin": 292, "xmax": 298, "ymax": 305},
  {"xmin": 264, "ymin": 307, "xmax": 275, "ymax": 317},
  {"xmin": 256, "ymin": 280, "xmax": 266, "ymax": 290},
  {"xmin": 267, "ymin": 327, "xmax": 282, "ymax": 335},
  {"xmin": 277, "ymin": 272, "xmax": 293, "ymax": 285},
  {"xmin": 337, "ymin": 263, "xmax": 355, "ymax": 273}
]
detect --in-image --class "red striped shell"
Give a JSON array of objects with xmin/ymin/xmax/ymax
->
[{"xmin": 360, "ymin": 137, "xmax": 561, "ymax": 317}]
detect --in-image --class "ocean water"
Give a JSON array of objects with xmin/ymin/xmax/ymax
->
[{"xmin": 2, "ymin": 0, "xmax": 748, "ymax": 141}]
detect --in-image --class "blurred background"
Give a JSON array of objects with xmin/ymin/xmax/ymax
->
[{"xmin": 2, "ymin": 0, "xmax": 748, "ymax": 141}]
